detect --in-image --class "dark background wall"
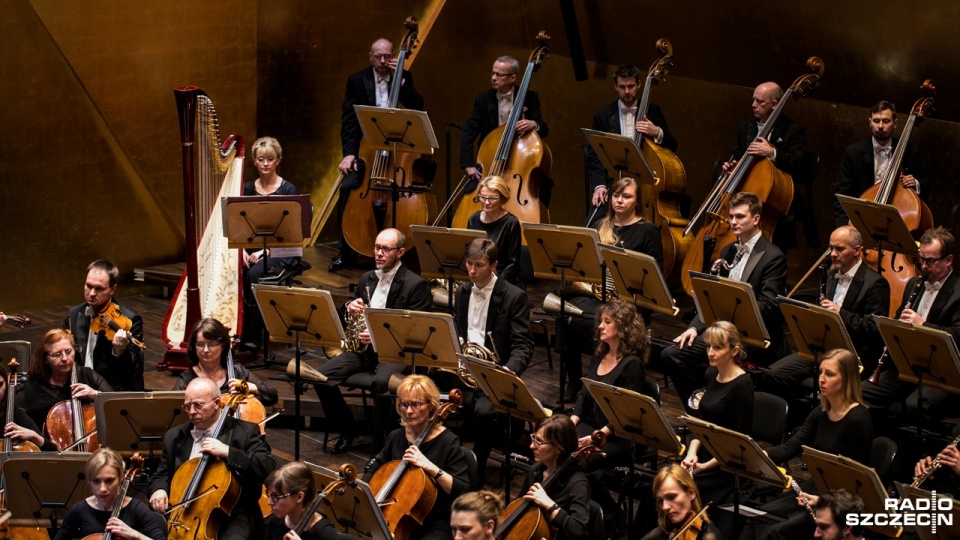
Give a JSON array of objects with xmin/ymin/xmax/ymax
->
[{"xmin": 4, "ymin": 0, "xmax": 958, "ymax": 310}]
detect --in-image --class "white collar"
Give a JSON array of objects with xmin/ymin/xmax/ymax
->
[
  {"xmin": 375, "ymin": 263, "xmax": 401, "ymax": 281},
  {"xmin": 837, "ymin": 259, "xmax": 862, "ymax": 281}
]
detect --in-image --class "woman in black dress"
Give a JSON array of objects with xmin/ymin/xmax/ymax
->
[
  {"xmin": 263, "ymin": 461, "xmax": 338, "ymax": 540},
  {"xmin": 466, "ymin": 175, "xmax": 522, "ymax": 287},
  {"xmin": 0, "ymin": 360, "xmax": 56, "ymax": 450},
  {"xmin": 641, "ymin": 464, "xmax": 720, "ymax": 540},
  {"xmin": 363, "ymin": 375, "xmax": 470, "ymax": 540}
]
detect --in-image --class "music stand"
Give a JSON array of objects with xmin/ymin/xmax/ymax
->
[
  {"xmin": 307, "ymin": 463, "xmax": 391, "ymax": 540},
  {"xmin": 465, "ymin": 355, "xmax": 550, "ymax": 500},
  {"xmin": 0, "ymin": 341, "xmax": 30, "ymax": 365},
  {"xmin": 253, "ymin": 285, "xmax": 345, "ymax": 460},
  {"xmin": 584, "ymin": 379, "xmax": 684, "ymax": 528},
  {"xmin": 599, "ymin": 245, "xmax": 678, "ymax": 316},
  {"xmin": 837, "ymin": 194, "xmax": 920, "ymax": 283},
  {"xmin": 779, "ymin": 296, "xmax": 861, "ymax": 367},
  {"xmin": 410, "ymin": 225, "xmax": 485, "ymax": 314},
  {"xmin": 523, "ymin": 223, "xmax": 604, "ymax": 405},
  {"xmin": 874, "ymin": 316, "xmax": 960, "ymax": 439},
  {"xmin": 803, "ymin": 445, "xmax": 903, "ymax": 538},
  {"xmin": 581, "ymin": 128, "xmax": 657, "ymax": 185},
  {"xmin": 895, "ymin": 482, "xmax": 959, "ymax": 540},
  {"xmin": 364, "ymin": 309, "xmax": 459, "ymax": 372},
  {"xmin": 683, "ymin": 417, "xmax": 792, "ymax": 537},
  {"xmin": 95, "ymin": 391, "xmax": 186, "ymax": 461},
  {"xmin": 2, "ymin": 452, "xmax": 89, "ymax": 530},
  {"xmin": 690, "ymin": 272, "xmax": 770, "ymax": 348},
  {"xmin": 354, "ymin": 105, "xmax": 438, "ymax": 228}
]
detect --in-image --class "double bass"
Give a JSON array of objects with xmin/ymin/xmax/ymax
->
[
  {"xmin": 680, "ymin": 57, "xmax": 824, "ymax": 295},
  {"xmin": 44, "ymin": 363, "xmax": 99, "ymax": 452},
  {"xmin": 342, "ymin": 16, "xmax": 437, "ymax": 258},
  {"xmin": 450, "ymin": 32, "xmax": 553, "ymax": 231},
  {"xmin": 859, "ymin": 81, "xmax": 935, "ymax": 317}
]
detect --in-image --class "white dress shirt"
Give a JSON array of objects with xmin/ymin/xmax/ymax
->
[
  {"xmin": 832, "ymin": 260, "xmax": 862, "ymax": 307},
  {"xmin": 370, "ymin": 264, "xmax": 401, "ymax": 309},
  {"xmin": 728, "ymin": 232, "xmax": 762, "ymax": 282},
  {"xmin": 467, "ymin": 277, "xmax": 497, "ymax": 345}
]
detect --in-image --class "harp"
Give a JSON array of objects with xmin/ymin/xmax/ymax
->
[{"xmin": 158, "ymin": 87, "xmax": 244, "ymax": 371}]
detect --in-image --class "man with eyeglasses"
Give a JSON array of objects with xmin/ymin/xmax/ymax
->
[
  {"xmin": 330, "ymin": 38, "xmax": 426, "ymax": 272},
  {"xmin": 460, "ymin": 55, "xmax": 550, "ymax": 199},
  {"xmin": 148, "ymin": 378, "xmax": 277, "ymax": 540},
  {"xmin": 64, "ymin": 259, "xmax": 144, "ymax": 392},
  {"xmin": 317, "ymin": 228, "xmax": 432, "ymax": 454}
]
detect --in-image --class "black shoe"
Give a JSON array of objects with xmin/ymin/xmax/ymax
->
[
  {"xmin": 328, "ymin": 257, "xmax": 350, "ymax": 272},
  {"xmin": 331, "ymin": 435, "xmax": 354, "ymax": 454}
]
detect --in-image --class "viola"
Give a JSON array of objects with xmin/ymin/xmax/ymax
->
[
  {"xmin": 450, "ymin": 31, "xmax": 552, "ymax": 234},
  {"xmin": 89, "ymin": 302, "xmax": 146, "ymax": 349},
  {"xmin": 341, "ymin": 16, "xmax": 437, "ymax": 258},
  {"xmin": 221, "ymin": 349, "xmax": 267, "ymax": 434},
  {"xmin": 495, "ymin": 431, "xmax": 606, "ymax": 540},
  {"xmin": 368, "ymin": 389, "xmax": 463, "ymax": 538},
  {"xmin": 680, "ymin": 57, "xmax": 824, "ymax": 295},
  {"xmin": 1, "ymin": 314, "xmax": 31, "ymax": 329},
  {"xmin": 4, "ymin": 360, "xmax": 40, "ymax": 453},
  {"xmin": 82, "ymin": 453, "xmax": 143, "ymax": 540},
  {"xmin": 44, "ymin": 363, "xmax": 99, "ymax": 452}
]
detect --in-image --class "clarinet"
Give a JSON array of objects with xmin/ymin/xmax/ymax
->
[
  {"xmin": 869, "ymin": 274, "xmax": 926, "ymax": 385},
  {"xmin": 790, "ymin": 478, "xmax": 817, "ymax": 520},
  {"xmin": 817, "ymin": 255, "xmax": 831, "ymax": 304}
]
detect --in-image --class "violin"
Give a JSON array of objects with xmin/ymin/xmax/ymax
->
[
  {"xmin": 368, "ymin": 389, "xmax": 463, "ymax": 538},
  {"xmin": 1, "ymin": 314, "xmax": 31, "ymax": 329},
  {"xmin": 680, "ymin": 57, "xmax": 824, "ymax": 295},
  {"xmin": 221, "ymin": 349, "xmax": 267, "ymax": 434},
  {"xmin": 44, "ymin": 362, "xmax": 99, "ymax": 452},
  {"xmin": 90, "ymin": 302, "xmax": 146, "ymax": 349},
  {"xmin": 495, "ymin": 430, "xmax": 606, "ymax": 540},
  {"xmin": 4, "ymin": 360, "xmax": 40, "ymax": 453},
  {"xmin": 167, "ymin": 394, "xmax": 245, "ymax": 540},
  {"xmin": 668, "ymin": 504, "xmax": 711, "ymax": 540},
  {"xmin": 82, "ymin": 453, "xmax": 143, "ymax": 540}
]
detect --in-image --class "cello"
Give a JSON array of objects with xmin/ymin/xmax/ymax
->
[
  {"xmin": 494, "ymin": 430, "xmax": 605, "ymax": 540},
  {"xmin": 634, "ymin": 38, "xmax": 690, "ymax": 284},
  {"xmin": 451, "ymin": 32, "xmax": 553, "ymax": 232},
  {"xmin": 342, "ymin": 16, "xmax": 437, "ymax": 258},
  {"xmin": 166, "ymin": 394, "xmax": 245, "ymax": 540},
  {"xmin": 289, "ymin": 463, "xmax": 355, "ymax": 536},
  {"xmin": 221, "ymin": 349, "xmax": 267, "ymax": 435},
  {"xmin": 680, "ymin": 57, "xmax": 824, "ymax": 295},
  {"xmin": 81, "ymin": 453, "xmax": 143, "ymax": 540},
  {"xmin": 367, "ymin": 389, "xmax": 462, "ymax": 538},
  {"xmin": 1, "ymin": 360, "xmax": 48, "ymax": 540},
  {"xmin": 44, "ymin": 363, "xmax": 99, "ymax": 452},
  {"xmin": 858, "ymin": 81, "xmax": 935, "ymax": 317},
  {"xmin": 4, "ymin": 360, "xmax": 39, "ymax": 453}
]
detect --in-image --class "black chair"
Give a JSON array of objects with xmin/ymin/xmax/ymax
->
[
  {"xmin": 321, "ymin": 371, "xmax": 375, "ymax": 452},
  {"xmin": 641, "ymin": 376, "xmax": 661, "ymax": 405},
  {"xmin": 588, "ymin": 499, "xmax": 606, "ymax": 540},
  {"xmin": 751, "ymin": 392, "xmax": 789, "ymax": 446},
  {"xmin": 462, "ymin": 446, "xmax": 481, "ymax": 490},
  {"xmin": 870, "ymin": 436, "xmax": 897, "ymax": 486}
]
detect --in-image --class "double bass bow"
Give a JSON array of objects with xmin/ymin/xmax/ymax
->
[
  {"xmin": 681, "ymin": 57, "xmax": 824, "ymax": 295},
  {"xmin": 82, "ymin": 453, "xmax": 144, "ymax": 540},
  {"xmin": 45, "ymin": 362, "xmax": 99, "ymax": 452},
  {"xmin": 450, "ymin": 32, "xmax": 553, "ymax": 233}
]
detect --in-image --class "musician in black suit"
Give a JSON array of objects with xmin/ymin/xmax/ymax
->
[
  {"xmin": 64, "ymin": 260, "xmax": 144, "ymax": 392},
  {"xmin": 763, "ymin": 225, "xmax": 891, "ymax": 405},
  {"xmin": 460, "ymin": 55, "xmax": 550, "ymax": 200},
  {"xmin": 834, "ymin": 101, "xmax": 930, "ymax": 228},
  {"xmin": 147, "ymin": 378, "xmax": 277, "ymax": 540},
  {"xmin": 660, "ymin": 192, "xmax": 787, "ymax": 411},
  {"xmin": 585, "ymin": 64, "xmax": 678, "ymax": 217},
  {"xmin": 455, "ymin": 237, "xmax": 533, "ymax": 481},
  {"xmin": 330, "ymin": 38, "xmax": 425, "ymax": 271},
  {"xmin": 319, "ymin": 228, "xmax": 433, "ymax": 454}
]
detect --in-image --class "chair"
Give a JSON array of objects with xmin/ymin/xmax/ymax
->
[
  {"xmin": 870, "ymin": 436, "xmax": 897, "ymax": 486},
  {"xmin": 321, "ymin": 371, "xmax": 376, "ymax": 452},
  {"xmin": 462, "ymin": 446, "xmax": 481, "ymax": 490},
  {"xmin": 751, "ymin": 392, "xmax": 789, "ymax": 446},
  {"xmin": 641, "ymin": 376, "xmax": 661, "ymax": 405},
  {"xmin": 588, "ymin": 500, "xmax": 606, "ymax": 540}
]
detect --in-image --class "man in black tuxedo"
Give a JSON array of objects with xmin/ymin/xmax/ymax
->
[
  {"xmin": 585, "ymin": 63, "xmax": 678, "ymax": 219},
  {"xmin": 460, "ymin": 55, "xmax": 550, "ymax": 202},
  {"xmin": 660, "ymin": 192, "xmax": 787, "ymax": 411},
  {"xmin": 763, "ymin": 225, "xmax": 890, "ymax": 405},
  {"xmin": 319, "ymin": 227, "xmax": 433, "ymax": 453},
  {"xmin": 330, "ymin": 38, "xmax": 425, "ymax": 271},
  {"xmin": 834, "ymin": 100, "xmax": 930, "ymax": 228},
  {"xmin": 64, "ymin": 259, "xmax": 144, "ymax": 392},
  {"xmin": 455, "ymin": 237, "xmax": 533, "ymax": 480},
  {"xmin": 148, "ymin": 378, "xmax": 277, "ymax": 540}
]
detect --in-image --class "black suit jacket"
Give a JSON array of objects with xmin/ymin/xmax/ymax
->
[
  {"xmin": 826, "ymin": 263, "xmax": 890, "ymax": 369},
  {"xmin": 834, "ymin": 137, "xmax": 930, "ymax": 227},
  {"xmin": 585, "ymin": 100, "xmax": 678, "ymax": 191},
  {"xmin": 895, "ymin": 272, "xmax": 960, "ymax": 344},
  {"xmin": 351, "ymin": 264, "xmax": 433, "ymax": 361},
  {"xmin": 147, "ymin": 416, "xmax": 277, "ymax": 515},
  {"xmin": 65, "ymin": 300, "xmax": 144, "ymax": 391},
  {"xmin": 460, "ymin": 87, "xmax": 548, "ymax": 169},
  {"xmin": 731, "ymin": 115, "xmax": 806, "ymax": 177},
  {"xmin": 456, "ymin": 278, "xmax": 533, "ymax": 376},
  {"xmin": 340, "ymin": 67, "xmax": 424, "ymax": 158}
]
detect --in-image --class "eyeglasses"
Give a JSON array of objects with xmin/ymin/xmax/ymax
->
[
  {"xmin": 916, "ymin": 255, "xmax": 947, "ymax": 266},
  {"xmin": 530, "ymin": 436, "xmax": 553, "ymax": 448},
  {"xmin": 490, "ymin": 71, "xmax": 515, "ymax": 78},
  {"xmin": 398, "ymin": 401, "xmax": 427, "ymax": 410},
  {"xmin": 478, "ymin": 195, "xmax": 501, "ymax": 203},
  {"xmin": 266, "ymin": 491, "xmax": 293, "ymax": 503},
  {"xmin": 372, "ymin": 53, "xmax": 394, "ymax": 60},
  {"xmin": 195, "ymin": 341, "xmax": 223, "ymax": 350},
  {"xmin": 373, "ymin": 245, "xmax": 400, "ymax": 253},
  {"xmin": 47, "ymin": 348, "xmax": 75, "ymax": 359},
  {"xmin": 181, "ymin": 398, "xmax": 217, "ymax": 412}
]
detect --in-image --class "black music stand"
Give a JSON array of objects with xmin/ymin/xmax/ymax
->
[
  {"xmin": 584, "ymin": 379, "xmax": 685, "ymax": 528},
  {"xmin": 779, "ymin": 296, "xmax": 861, "ymax": 368},
  {"xmin": 895, "ymin": 482, "xmax": 959, "ymax": 540},
  {"xmin": 523, "ymin": 223, "xmax": 604, "ymax": 407},
  {"xmin": 0, "ymin": 341, "xmax": 30, "ymax": 365},
  {"xmin": 689, "ymin": 272, "xmax": 770, "ymax": 349},
  {"xmin": 307, "ymin": 463, "xmax": 392, "ymax": 540},
  {"xmin": 365, "ymin": 308, "xmax": 460, "ymax": 373},
  {"xmin": 410, "ymin": 225, "xmax": 485, "ymax": 315},
  {"xmin": 599, "ymin": 245, "xmax": 679, "ymax": 316},
  {"xmin": 683, "ymin": 417, "xmax": 793, "ymax": 537},
  {"xmin": 837, "ymin": 194, "xmax": 920, "ymax": 286},
  {"xmin": 2, "ymin": 452, "xmax": 89, "ymax": 531},
  {"xmin": 803, "ymin": 445, "xmax": 903, "ymax": 538},
  {"xmin": 354, "ymin": 105, "xmax": 438, "ymax": 228},
  {"xmin": 465, "ymin": 355, "xmax": 551, "ymax": 500},
  {"xmin": 874, "ymin": 316, "xmax": 960, "ymax": 439},
  {"xmin": 253, "ymin": 285, "xmax": 345, "ymax": 460},
  {"xmin": 94, "ymin": 391, "xmax": 186, "ymax": 464}
]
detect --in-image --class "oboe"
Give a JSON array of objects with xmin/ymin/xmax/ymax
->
[
  {"xmin": 912, "ymin": 433, "xmax": 960, "ymax": 488},
  {"xmin": 790, "ymin": 479, "xmax": 817, "ymax": 520},
  {"xmin": 869, "ymin": 274, "xmax": 926, "ymax": 385}
]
